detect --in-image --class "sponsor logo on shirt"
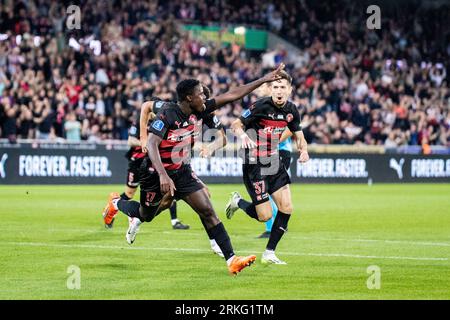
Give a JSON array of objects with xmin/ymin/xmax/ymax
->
[
  {"xmin": 242, "ymin": 109, "xmax": 251, "ymax": 118},
  {"xmin": 152, "ymin": 120, "xmax": 164, "ymax": 131}
]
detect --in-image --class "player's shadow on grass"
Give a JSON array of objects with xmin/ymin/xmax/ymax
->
[
  {"xmin": 83, "ymin": 263, "xmax": 143, "ymax": 271},
  {"xmin": 56, "ymin": 228, "xmax": 121, "ymax": 243}
]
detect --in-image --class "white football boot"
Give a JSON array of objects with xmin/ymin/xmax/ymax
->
[
  {"xmin": 210, "ymin": 240, "xmax": 224, "ymax": 258},
  {"xmin": 225, "ymin": 191, "xmax": 242, "ymax": 219},
  {"xmin": 126, "ymin": 217, "xmax": 142, "ymax": 245},
  {"xmin": 261, "ymin": 250, "xmax": 287, "ymax": 265}
]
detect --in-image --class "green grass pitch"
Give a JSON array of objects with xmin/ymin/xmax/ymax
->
[{"xmin": 0, "ymin": 183, "xmax": 449, "ymax": 300}]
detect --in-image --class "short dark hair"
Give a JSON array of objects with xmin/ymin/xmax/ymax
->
[
  {"xmin": 176, "ymin": 79, "xmax": 200, "ymax": 102},
  {"xmin": 202, "ymin": 85, "xmax": 212, "ymax": 99},
  {"xmin": 277, "ymin": 70, "xmax": 292, "ymax": 84}
]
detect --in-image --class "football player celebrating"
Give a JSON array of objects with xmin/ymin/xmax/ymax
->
[
  {"xmin": 102, "ymin": 65, "xmax": 285, "ymax": 274},
  {"xmin": 226, "ymin": 70, "xmax": 309, "ymax": 265}
]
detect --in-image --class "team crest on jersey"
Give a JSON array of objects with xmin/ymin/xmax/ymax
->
[
  {"xmin": 213, "ymin": 115, "xmax": 220, "ymax": 125},
  {"xmin": 189, "ymin": 114, "xmax": 197, "ymax": 124},
  {"xmin": 175, "ymin": 121, "xmax": 181, "ymax": 128},
  {"xmin": 154, "ymin": 101, "xmax": 164, "ymax": 110},
  {"xmin": 152, "ymin": 120, "xmax": 164, "ymax": 131},
  {"xmin": 286, "ymin": 113, "xmax": 293, "ymax": 123},
  {"xmin": 242, "ymin": 109, "xmax": 251, "ymax": 118}
]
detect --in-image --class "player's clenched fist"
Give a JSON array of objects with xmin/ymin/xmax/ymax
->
[{"xmin": 299, "ymin": 150, "xmax": 309, "ymax": 163}]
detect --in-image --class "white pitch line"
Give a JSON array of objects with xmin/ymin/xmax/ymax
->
[
  {"xmin": 161, "ymin": 231, "xmax": 450, "ymax": 248},
  {"xmin": 2, "ymin": 226, "xmax": 449, "ymax": 247},
  {"xmin": 285, "ymin": 236, "xmax": 450, "ymax": 248},
  {"xmin": 3, "ymin": 241, "xmax": 448, "ymax": 262}
]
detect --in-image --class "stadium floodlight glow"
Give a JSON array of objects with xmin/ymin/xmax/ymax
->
[
  {"xmin": 16, "ymin": 35, "xmax": 22, "ymax": 45},
  {"xmin": 69, "ymin": 37, "xmax": 81, "ymax": 51},
  {"xmin": 89, "ymin": 40, "xmax": 102, "ymax": 56},
  {"xmin": 0, "ymin": 34, "xmax": 8, "ymax": 41},
  {"xmin": 234, "ymin": 26, "xmax": 246, "ymax": 35}
]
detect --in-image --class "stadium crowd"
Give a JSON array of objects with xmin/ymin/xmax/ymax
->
[{"xmin": 0, "ymin": 0, "xmax": 449, "ymax": 149}]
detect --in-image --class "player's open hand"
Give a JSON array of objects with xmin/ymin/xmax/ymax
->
[
  {"xmin": 160, "ymin": 174, "xmax": 176, "ymax": 196},
  {"xmin": 262, "ymin": 63, "xmax": 285, "ymax": 83},
  {"xmin": 298, "ymin": 150, "xmax": 309, "ymax": 163},
  {"xmin": 199, "ymin": 146, "xmax": 211, "ymax": 158},
  {"xmin": 140, "ymin": 137, "xmax": 148, "ymax": 153},
  {"xmin": 240, "ymin": 133, "xmax": 257, "ymax": 149}
]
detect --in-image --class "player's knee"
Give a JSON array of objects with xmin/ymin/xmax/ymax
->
[
  {"xmin": 159, "ymin": 198, "xmax": 172, "ymax": 211},
  {"xmin": 279, "ymin": 204, "xmax": 293, "ymax": 214},
  {"xmin": 126, "ymin": 189, "xmax": 136, "ymax": 198},
  {"xmin": 258, "ymin": 212, "xmax": 273, "ymax": 222},
  {"xmin": 140, "ymin": 207, "xmax": 156, "ymax": 222},
  {"xmin": 200, "ymin": 205, "xmax": 215, "ymax": 219}
]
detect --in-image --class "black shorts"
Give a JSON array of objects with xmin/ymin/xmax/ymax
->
[
  {"xmin": 126, "ymin": 158, "xmax": 145, "ymax": 188},
  {"xmin": 243, "ymin": 159, "xmax": 291, "ymax": 205},
  {"xmin": 139, "ymin": 158, "xmax": 204, "ymax": 206},
  {"xmin": 279, "ymin": 150, "xmax": 292, "ymax": 172}
]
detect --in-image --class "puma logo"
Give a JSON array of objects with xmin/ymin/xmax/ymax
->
[
  {"xmin": 0, "ymin": 153, "xmax": 7, "ymax": 178},
  {"xmin": 389, "ymin": 158, "xmax": 405, "ymax": 179}
]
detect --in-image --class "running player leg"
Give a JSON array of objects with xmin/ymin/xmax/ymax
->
[
  {"xmin": 226, "ymin": 164, "xmax": 273, "ymax": 222},
  {"xmin": 182, "ymin": 189, "xmax": 256, "ymax": 275},
  {"xmin": 103, "ymin": 160, "xmax": 141, "ymax": 229},
  {"xmin": 261, "ymin": 184, "xmax": 292, "ymax": 265},
  {"xmin": 258, "ymin": 197, "xmax": 278, "ymax": 238},
  {"xmin": 169, "ymin": 201, "xmax": 190, "ymax": 230}
]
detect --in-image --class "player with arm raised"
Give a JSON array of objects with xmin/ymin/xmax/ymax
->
[{"xmin": 101, "ymin": 65, "xmax": 284, "ymax": 274}]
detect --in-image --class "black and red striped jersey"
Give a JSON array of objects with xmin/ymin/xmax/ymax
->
[
  {"xmin": 148, "ymin": 99, "xmax": 219, "ymax": 170},
  {"xmin": 239, "ymin": 97, "xmax": 301, "ymax": 164},
  {"xmin": 125, "ymin": 98, "xmax": 167, "ymax": 161}
]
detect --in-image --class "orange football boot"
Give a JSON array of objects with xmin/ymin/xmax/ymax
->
[
  {"xmin": 102, "ymin": 192, "xmax": 120, "ymax": 228},
  {"xmin": 228, "ymin": 255, "xmax": 257, "ymax": 275}
]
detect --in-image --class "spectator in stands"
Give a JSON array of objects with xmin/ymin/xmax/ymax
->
[
  {"xmin": 0, "ymin": 0, "xmax": 448, "ymax": 150},
  {"xmin": 64, "ymin": 112, "xmax": 82, "ymax": 142}
]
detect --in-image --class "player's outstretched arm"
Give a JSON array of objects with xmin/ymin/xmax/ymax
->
[
  {"xmin": 231, "ymin": 118, "xmax": 257, "ymax": 149},
  {"xmin": 293, "ymin": 130, "xmax": 309, "ymax": 163},
  {"xmin": 280, "ymin": 128, "xmax": 293, "ymax": 143},
  {"xmin": 213, "ymin": 63, "xmax": 285, "ymax": 108},
  {"xmin": 139, "ymin": 101, "xmax": 155, "ymax": 153},
  {"xmin": 200, "ymin": 128, "xmax": 227, "ymax": 158},
  {"xmin": 147, "ymin": 133, "xmax": 176, "ymax": 196}
]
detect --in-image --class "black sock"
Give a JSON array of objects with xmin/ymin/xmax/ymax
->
[
  {"xmin": 170, "ymin": 201, "xmax": 177, "ymax": 220},
  {"xmin": 200, "ymin": 218, "xmax": 213, "ymax": 240},
  {"xmin": 266, "ymin": 211, "xmax": 291, "ymax": 251},
  {"xmin": 120, "ymin": 192, "xmax": 131, "ymax": 200},
  {"xmin": 117, "ymin": 199, "xmax": 141, "ymax": 220},
  {"xmin": 238, "ymin": 199, "xmax": 259, "ymax": 220},
  {"xmin": 208, "ymin": 222, "xmax": 234, "ymax": 260}
]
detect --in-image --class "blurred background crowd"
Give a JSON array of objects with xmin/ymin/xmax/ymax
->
[{"xmin": 0, "ymin": 0, "xmax": 449, "ymax": 150}]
